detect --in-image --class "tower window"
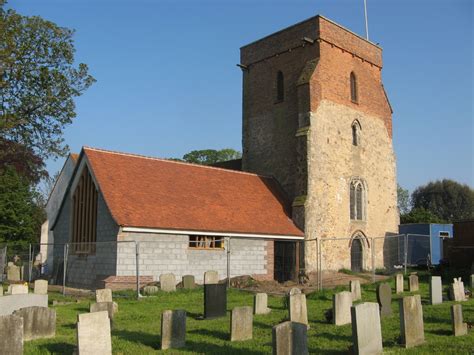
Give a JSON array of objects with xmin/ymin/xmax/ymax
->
[
  {"xmin": 350, "ymin": 72, "xmax": 358, "ymax": 103},
  {"xmin": 276, "ymin": 71, "xmax": 284, "ymax": 102},
  {"xmin": 352, "ymin": 120, "xmax": 361, "ymax": 146},
  {"xmin": 350, "ymin": 179, "xmax": 366, "ymax": 221}
]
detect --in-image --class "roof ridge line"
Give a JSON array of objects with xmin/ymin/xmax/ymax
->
[{"xmin": 82, "ymin": 146, "xmax": 274, "ymax": 179}]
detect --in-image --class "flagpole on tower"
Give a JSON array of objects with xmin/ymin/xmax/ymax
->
[{"xmin": 364, "ymin": 0, "xmax": 369, "ymax": 40}]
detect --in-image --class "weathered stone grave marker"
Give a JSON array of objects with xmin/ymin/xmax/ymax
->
[
  {"xmin": 90, "ymin": 302, "xmax": 118, "ymax": 321},
  {"xmin": 143, "ymin": 285, "xmax": 159, "ymax": 295},
  {"xmin": 399, "ymin": 295, "xmax": 424, "ymax": 348},
  {"xmin": 376, "ymin": 283, "xmax": 392, "ymax": 317},
  {"xmin": 351, "ymin": 302, "xmax": 383, "ymax": 355},
  {"xmin": 96, "ymin": 288, "xmax": 113, "ymax": 303},
  {"xmin": 13, "ymin": 306, "xmax": 56, "ymax": 341},
  {"xmin": 182, "ymin": 275, "xmax": 195, "ymax": 289},
  {"xmin": 10, "ymin": 284, "xmax": 28, "ymax": 295},
  {"xmin": 0, "ymin": 314, "xmax": 23, "ymax": 355},
  {"xmin": 409, "ymin": 274, "xmax": 419, "ymax": 292},
  {"xmin": 429, "ymin": 276, "xmax": 442, "ymax": 305},
  {"xmin": 7, "ymin": 263, "xmax": 21, "ymax": 281},
  {"xmin": 450, "ymin": 304, "xmax": 468, "ymax": 336},
  {"xmin": 254, "ymin": 293, "xmax": 271, "ymax": 315},
  {"xmin": 204, "ymin": 283, "xmax": 227, "ymax": 319},
  {"xmin": 161, "ymin": 310, "xmax": 186, "ymax": 350},
  {"xmin": 160, "ymin": 273, "xmax": 176, "ymax": 292},
  {"xmin": 272, "ymin": 321, "xmax": 308, "ymax": 355},
  {"xmin": 396, "ymin": 273, "xmax": 404, "ymax": 294},
  {"xmin": 288, "ymin": 288, "xmax": 308, "ymax": 327},
  {"xmin": 333, "ymin": 291, "xmax": 352, "ymax": 325},
  {"xmin": 449, "ymin": 278, "xmax": 466, "ymax": 302},
  {"xmin": 350, "ymin": 280, "xmax": 361, "ymax": 301},
  {"xmin": 204, "ymin": 270, "xmax": 219, "ymax": 284},
  {"xmin": 0, "ymin": 294, "xmax": 48, "ymax": 316},
  {"xmin": 470, "ymin": 274, "xmax": 474, "ymax": 290},
  {"xmin": 230, "ymin": 306, "xmax": 253, "ymax": 341},
  {"xmin": 77, "ymin": 311, "xmax": 112, "ymax": 355},
  {"xmin": 34, "ymin": 279, "xmax": 48, "ymax": 295}
]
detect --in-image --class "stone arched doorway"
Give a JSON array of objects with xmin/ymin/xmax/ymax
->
[{"xmin": 350, "ymin": 236, "xmax": 364, "ymax": 272}]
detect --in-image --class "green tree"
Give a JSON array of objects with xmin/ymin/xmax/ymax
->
[
  {"xmin": 400, "ymin": 207, "xmax": 444, "ymax": 224},
  {"xmin": 0, "ymin": 3, "xmax": 95, "ymax": 162},
  {"xmin": 411, "ymin": 179, "xmax": 474, "ymax": 222},
  {"xmin": 180, "ymin": 148, "xmax": 242, "ymax": 165},
  {"xmin": 397, "ymin": 184, "xmax": 410, "ymax": 215}
]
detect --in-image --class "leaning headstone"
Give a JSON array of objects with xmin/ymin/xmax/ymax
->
[
  {"xmin": 161, "ymin": 310, "xmax": 186, "ymax": 350},
  {"xmin": 7, "ymin": 264, "xmax": 21, "ymax": 281},
  {"xmin": 450, "ymin": 304, "xmax": 468, "ymax": 336},
  {"xmin": 230, "ymin": 306, "xmax": 253, "ymax": 341},
  {"xmin": 399, "ymin": 295, "xmax": 424, "ymax": 348},
  {"xmin": 376, "ymin": 283, "xmax": 392, "ymax": 317},
  {"xmin": 13, "ymin": 306, "xmax": 56, "ymax": 341},
  {"xmin": 350, "ymin": 280, "xmax": 361, "ymax": 301},
  {"xmin": 34, "ymin": 280, "xmax": 48, "ymax": 295},
  {"xmin": 95, "ymin": 288, "xmax": 113, "ymax": 303},
  {"xmin": 351, "ymin": 302, "xmax": 383, "ymax": 355},
  {"xmin": 288, "ymin": 288, "xmax": 308, "ymax": 327},
  {"xmin": 450, "ymin": 278, "xmax": 466, "ymax": 302},
  {"xmin": 182, "ymin": 275, "xmax": 195, "ymax": 289},
  {"xmin": 254, "ymin": 293, "xmax": 271, "ymax": 315},
  {"xmin": 77, "ymin": 311, "xmax": 112, "ymax": 355},
  {"xmin": 204, "ymin": 270, "xmax": 219, "ymax": 285},
  {"xmin": 10, "ymin": 284, "xmax": 28, "ymax": 295},
  {"xmin": 204, "ymin": 283, "xmax": 227, "ymax": 319},
  {"xmin": 160, "ymin": 273, "xmax": 176, "ymax": 292},
  {"xmin": 143, "ymin": 285, "xmax": 159, "ymax": 295},
  {"xmin": 396, "ymin": 274, "xmax": 404, "ymax": 294},
  {"xmin": 90, "ymin": 302, "xmax": 118, "ymax": 321},
  {"xmin": 0, "ymin": 314, "xmax": 23, "ymax": 355},
  {"xmin": 409, "ymin": 274, "xmax": 419, "ymax": 292},
  {"xmin": 0, "ymin": 294, "xmax": 48, "ymax": 316},
  {"xmin": 333, "ymin": 291, "xmax": 353, "ymax": 325},
  {"xmin": 429, "ymin": 276, "xmax": 442, "ymax": 305},
  {"xmin": 272, "ymin": 321, "xmax": 308, "ymax": 355}
]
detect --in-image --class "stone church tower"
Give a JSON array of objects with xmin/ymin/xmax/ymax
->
[{"xmin": 240, "ymin": 15, "xmax": 399, "ymax": 274}]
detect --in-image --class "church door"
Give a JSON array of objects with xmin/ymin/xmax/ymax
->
[
  {"xmin": 274, "ymin": 241, "xmax": 296, "ymax": 282},
  {"xmin": 351, "ymin": 238, "xmax": 363, "ymax": 272}
]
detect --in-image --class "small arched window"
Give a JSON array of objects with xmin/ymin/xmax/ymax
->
[
  {"xmin": 350, "ymin": 72, "xmax": 358, "ymax": 103},
  {"xmin": 350, "ymin": 179, "xmax": 366, "ymax": 220},
  {"xmin": 352, "ymin": 120, "xmax": 361, "ymax": 146},
  {"xmin": 276, "ymin": 71, "xmax": 284, "ymax": 102}
]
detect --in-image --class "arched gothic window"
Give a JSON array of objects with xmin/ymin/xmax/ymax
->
[
  {"xmin": 276, "ymin": 71, "xmax": 284, "ymax": 102},
  {"xmin": 352, "ymin": 120, "xmax": 361, "ymax": 146},
  {"xmin": 350, "ymin": 179, "xmax": 366, "ymax": 220},
  {"xmin": 350, "ymin": 72, "xmax": 358, "ymax": 103}
]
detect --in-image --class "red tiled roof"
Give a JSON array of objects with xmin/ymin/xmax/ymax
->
[{"xmin": 83, "ymin": 147, "xmax": 303, "ymax": 237}]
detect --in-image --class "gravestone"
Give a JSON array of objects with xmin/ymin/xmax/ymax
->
[
  {"xmin": 204, "ymin": 283, "xmax": 227, "ymax": 319},
  {"xmin": 429, "ymin": 276, "xmax": 442, "ymax": 305},
  {"xmin": 351, "ymin": 302, "xmax": 383, "ymax": 355},
  {"xmin": 96, "ymin": 288, "xmax": 113, "ymax": 303},
  {"xmin": 396, "ymin": 274, "xmax": 404, "ymax": 294},
  {"xmin": 399, "ymin": 295, "xmax": 424, "ymax": 348},
  {"xmin": 409, "ymin": 274, "xmax": 419, "ymax": 292},
  {"xmin": 160, "ymin": 273, "xmax": 176, "ymax": 292},
  {"xmin": 34, "ymin": 280, "xmax": 48, "ymax": 295},
  {"xmin": 333, "ymin": 291, "xmax": 352, "ymax": 325},
  {"xmin": 204, "ymin": 270, "xmax": 219, "ymax": 285},
  {"xmin": 77, "ymin": 311, "xmax": 112, "ymax": 355},
  {"xmin": 161, "ymin": 310, "xmax": 186, "ymax": 349},
  {"xmin": 230, "ymin": 306, "xmax": 253, "ymax": 341},
  {"xmin": 350, "ymin": 280, "xmax": 362, "ymax": 301},
  {"xmin": 0, "ymin": 294, "xmax": 48, "ymax": 316},
  {"xmin": 13, "ymin": 306, "xmax": 56, "ymax": 341},
  {"xmin": 376, "ymin": 283, "xmax": 392, "ymax": 317},
  {"xmin": 272, "ymin": 321, "xmax": 308, "ymax": 355},
  {"xmin": 471, "ymin": 274, "xmax": 474, "ymax": 290},
  {"xmin": 0, "ymin": 314, "xmax": 23, "ymax": 355},
  {"xmin": 253, "ymin": 293, "xmax": 271, "ymax": 315},
  {"xmin": 450, "ymin": 304, "xmax": 467, "ymax": 336},
  {"xmin": 182, "ymin": 275, "xmax": 195, "ymax": 289},
  {"xmin": 90, "ymin": 302, "xmax": 118, "ymax": 321},
  {"xmin": 143, "ymin": 285, "xmax": 159, "ymax": 295},
  {"xmin": 288, "ymin": 288, "xmax": 308, "ymax": 327},
  {"xmin": 10, "ymin": 284, "xmax": 28, "ymax": 295},
  {"xmin": 449, "ymin": 278, "xmax": 466, "ymax": 302},
  {"xmin": 7, "ymin": 264, "xmax": 21, "ymax": 281}
]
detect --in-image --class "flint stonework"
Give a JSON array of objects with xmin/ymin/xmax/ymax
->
[
  {"xmin": 161, "ymin": 310, "xmax": 186, "ymax": 349},
  {"xmin": 230, "ymin": 306, "xmax": 253, "ymax": 341},
  {"xmin": 272, "ymin": 321, "xmax": 308, "ymax": 355},
  {"xmin": 396, "ymin": 274, "xmax": 404, "ymax": 294},
  {"xmin": 376, "ymin": 283, "xmax": 392, "ymax": 317},
  {"xmin": 351, "ymin": 302, "xmax": 383, "ymax": 355},
  {"xmin": 13, "ymin": 306, "xmax": 56, "ymax": 341},
  {"xmin": 399, "ymin": 295, "xmax": 424, "ymax": 348},
  {"xmin": 204, "ymin": 270, "xmax": 219, "ymax": 285},
  {"xmin": 333, "ymin": 291, "xmax": 352, "ymax": 325},
  {"xmin": 429, "ymin": 276, "xmax": 442, "ymax": 305},
  {"xmin": 289, "ymin": 289, "xmax": 308, "ymax": 327},
  {"xmin": 350, "ymin": 280, "xmax": 362, "ymax": 301},
  {"xmin": 77, "ymin": 311, "xmax": 112, "ymax": 355},
  {"xmin": 160, "ymin": 273, "xmax": 177, "ymax": 292},
  {"xmin": 254, "ymin": 293, "xmax": 271, "ymax": 315},
  {"xmin": 450, "ymin": 304, "xmax": 468, "ymax": 336},
  {"xmin": 0, "ymin": 314, "xmax": 23, "ymax": 355},
  {"xmin": 96, "ymin": 288, "xmax": 113, "ymax": 303},
  {"xmin": 182, "ymin": 275, "xmax": 195, "ymax": 289},
  {"xmin": 409, "ymin": 274, "xmax": 419, "ymax": 292},
  {"xmin": 0, "ymin": 294, "xmax": 48, "ymax": 316},
  {"xmin": 34, "ymin": 280, "xmax": 48, "ymax": 295}
]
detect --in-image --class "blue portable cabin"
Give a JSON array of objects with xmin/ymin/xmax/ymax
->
[{"xmin": 399, "ymin": 223, "xmax": 453, "ymax": 265}]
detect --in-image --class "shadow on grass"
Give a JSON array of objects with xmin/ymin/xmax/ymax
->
[
  {"xmin": 113, "ymin": 329, "xmax": 159, "ymax": 349},
  {"xmin": 183, "ymin": 340, "xmax": 265, "ymax": 354},
  {"xmin": 428, "ymin": 329, "xmax": 452, "ymax": 336},
  {"xmin": 188, "ymin": 328, "xmax": 228, "ymax": 341},
  {"xmin": 424, "ymin": 315, "xmax": 451, "ymax": 324},
  {"xmin": 309, "ymin": 347, "xmax": 346, "ymax": 355},
  {"xmin": 37, "ymin": 342, "xmax": 76, "ymax": 354},
  {"xmin": 317, "ymin": 331, "xmax": 352, "ymax": 342}
]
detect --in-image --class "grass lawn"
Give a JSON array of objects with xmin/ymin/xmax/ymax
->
[{"xmin": 23, "ymin": 273, "xmax": 474, "ymax": 354}]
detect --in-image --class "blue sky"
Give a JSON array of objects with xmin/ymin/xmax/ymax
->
[{"xmin": 9, "ymin": 0, "xmax": 473, "ymax": 192}]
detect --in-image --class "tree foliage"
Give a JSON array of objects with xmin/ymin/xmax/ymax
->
[
  {"xmin": 0, "ymin": 4, "xmax": 95, "ymax": 161},
  {"xmin": 180, "ymin": 148, "xmax": 242, "ymax": 165},
  {"xmin": 400, "ymin": 207, "xmax": 444, "ymax": 224},
  {"xmin": 411, "ymin": 179, "xmax": 474, "ymax": 222},
  {"xmin": 397, "ymin": 184, "xmax": 410, "ymax": 215}
]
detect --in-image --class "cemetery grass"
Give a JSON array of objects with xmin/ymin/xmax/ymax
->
[{"xmin": 23, "ymin": 275, "xmax": 474, "ymax": 354}]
